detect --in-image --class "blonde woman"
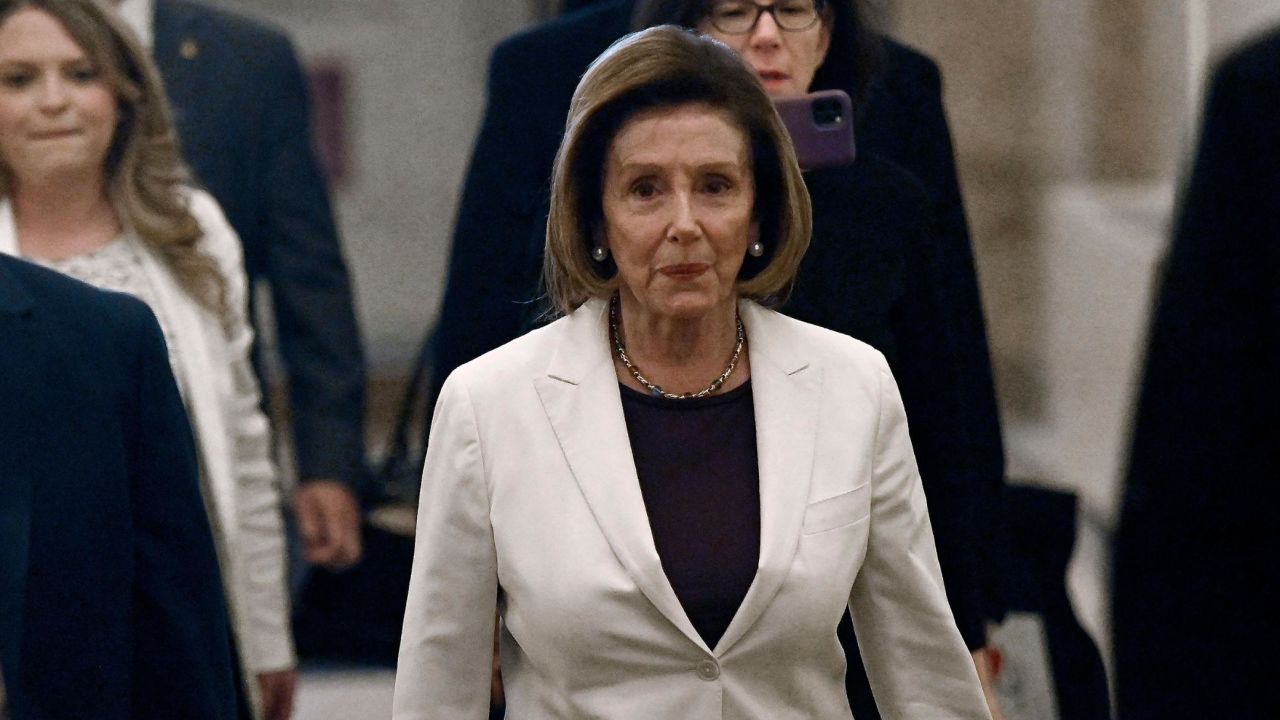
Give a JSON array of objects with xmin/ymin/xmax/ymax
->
[{"xmin": 0, "ymin": 1, "xmax": 293, "ymax": 717}]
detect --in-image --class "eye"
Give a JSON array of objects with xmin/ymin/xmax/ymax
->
[
  {"xmin": 0, "ymin": 70, "xmax": 33, "ymax": 89},
  {"xmin": 629, "ymin": 178, "xmax": 660, "ymax": 199},
  {"xmin": 702, "ymin": 175, "xmax": 733, "ymax": 195},
  {"xmin": 712, "ymin": 2, "xmax": 751, "ymax": 19},
  {"xmin": 778, "ymin": 0, "xmax": 814, "ymax": 16},
  {"xmin": 67, "ymin": 64, "xmax": 100, "ymax": 83}
]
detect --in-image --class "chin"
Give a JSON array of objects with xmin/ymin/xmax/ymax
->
[{"xmin": 648, "ymin": 290, "xmax": 733, "ymax": 322}]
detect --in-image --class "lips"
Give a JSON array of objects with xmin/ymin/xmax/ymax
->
[
  {"xmin": 658, "ymin": 263, "xmax": 709, "ymax": 280},
  {"xmin": 29, "ymin": 129, "xmax": 82, "ymax": 140},
  {"xmin": 757, "ymin": 69, "xmax": 790, "ymax": 83}
]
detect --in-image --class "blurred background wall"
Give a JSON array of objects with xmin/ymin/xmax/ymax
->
[
  {"xmin": 211, "ymin": 0, "xmax": 541, "ymax": 374},
  {"xmin": 209, "ymin": 0, "xmax": 1280, "ymax": 680}
]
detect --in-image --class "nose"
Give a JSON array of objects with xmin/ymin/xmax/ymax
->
[
  {"xmin": 748, "ymin": 8, "xmax": 784, "ymax": 48},
  {"xmin": 667, "ymin": 190, "xmax": 702, "ymax": 243},
  {"xmin": 36, "ymin": 75, "xmax": 71, "ymax": 113}
]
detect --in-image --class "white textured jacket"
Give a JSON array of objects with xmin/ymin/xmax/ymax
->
[
  {"xmin": 1, "ymin": 190, "xmax": 293, "ymax": 717},
  {"xmin": 393, "ymin": 297, "xmax": 990, "ymax": 719}
]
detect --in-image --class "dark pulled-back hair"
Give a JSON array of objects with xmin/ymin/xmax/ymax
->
[
  {"xmin": 631, "ymin": 0, "xmax": 885, "ymax": 109},
  {"xmin": 544, "ymin": 26, "xmax": 812, "ymax": 315}
]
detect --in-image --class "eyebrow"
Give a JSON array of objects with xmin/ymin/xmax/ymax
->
[{"xmin": 613, "ymin": 160, "xmax": 747, "ymax": 175}]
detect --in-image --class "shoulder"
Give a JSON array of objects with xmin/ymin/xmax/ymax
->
[
  {"xmin": 182, "ymin": 187, "xmax": 243, "ymax": 267},
  {"xmin": 747, "ymin": 302, "xmax": 889, "ymax": 377},
  {"xmin": 807, "ymin": 153, "xmax": 930, "ymax": 208},
  {"xmin": 882, "ymin": 37, "xmax": 942, "ymax": 88},
  {"xmin": 185, "ymin": 186, "xmax": 234, "ymax": 231},
  {"xmin": 1220, "ymin": 28, "xmax": 1280, "ymax": 77},
  {"xmin": 491, "ymin": 0, "xmax": 630, "ymax": 74},
  {"xmin": 161, "ymin": 0, "xmax": 291, "ymax": 49},
  {"xmin": 1214, "ymin": 29, "xmax": 1280, "ymax": 97},
  {"xmin": 1, "ymin": 255, "xmax": 160, "ymax": 351},
  {"xmin": 446, "ymin": 315, "xmax": 568, "ymax": 396}
]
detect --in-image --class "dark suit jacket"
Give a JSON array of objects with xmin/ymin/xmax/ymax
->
[
  {"xmin": 153, "ymin": 0, "xmax": 366, "ymax": 491},
  {"xmin": 430, "ymin": 0, "xmax": 1002, "ymax": 647},
  {"xmin": 0, "ymin": 256, "xmax": 236, "ymax": 720},
  {"xmin": 1113, "ymin": 29, "xmax": 1280, "ymax": 720}
]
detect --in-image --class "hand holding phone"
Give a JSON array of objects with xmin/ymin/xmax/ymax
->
[{"xmin": 774, "ymin": 90, "xmax": 856, "ymax": 171}]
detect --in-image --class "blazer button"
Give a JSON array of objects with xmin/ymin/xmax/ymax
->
[{"xmin": 696, "ymin": 659, "xmax": 720, "ymax": 681}]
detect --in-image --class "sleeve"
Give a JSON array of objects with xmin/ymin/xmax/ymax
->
[
  {"xmin": 904, "ymin": 57, "xmax": 1008, "ymax": 626},
  {"xmin": 127, "ymin": 300, "xmax": 238, "ymax": 720},
  {"xmin": 199, "ymin": 192, "xmax": 296, "ymax": 673},
  {"xmin": 393, "ymin": 372, "xmax": 498, "ymax": 720},
  {"xmin": 427, "ymin": 39, "xmax": 556, "ymax": 415},
  {"xmin": 259, "ymin": 32, "xmax": 367, "ymax": 492},
  {"xmin": 847, "ymin": 359, "xmax": 991, "ymax": 719},
  {"xmin": 886, "ymin": 187, "xmax": 984, "ymax": 648}
]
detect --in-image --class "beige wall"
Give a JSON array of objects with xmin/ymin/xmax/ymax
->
[
  {"xmin": 210, "ymin": 0, "xmax": 541, "ymax": 372},
  {"xmin": 886, "ymin": 1, "xmax": 1279, "ymax": 509},
  {"xmin": 887, "ymin": 0, "xmax": 1280, "ymax": 669}
]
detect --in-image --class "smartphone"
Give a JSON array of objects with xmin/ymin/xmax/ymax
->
[{"xmin": 773, "ymin": 90, "xmax": 856, "ymax": 171}]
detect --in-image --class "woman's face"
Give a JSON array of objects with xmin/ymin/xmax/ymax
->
[
  {"xmin": 698, "ymin": 0, "xmax": 832, "ymax": 97},
  {"xmin": 0, "ymin": 8, "xmax": 118, "ymax": 189},
  {"xmin": 599, "ymin": 103, "xmax": 758, "ymax": 322}
]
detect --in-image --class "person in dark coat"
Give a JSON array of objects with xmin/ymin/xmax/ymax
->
[
  {"xmin": 0, "ymin": 256, "xmax": 236, "ymax": 720},
  {"xmin": 1113, "ymin": 28, "xmax": 1280, "ymax": 720},
  {"xmin": 117, "ymin": 0, "xmax": 368, "ymax": 568},
  {"xmin": 431, "ymin": 1, "xmax": 1006, "ymax": 716}
]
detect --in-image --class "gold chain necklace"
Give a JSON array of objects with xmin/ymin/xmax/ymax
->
[{"xmin": 609, "ymin": 295, "xmax": 745, "ymax": 400}]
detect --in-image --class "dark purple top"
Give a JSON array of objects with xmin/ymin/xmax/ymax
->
[{"xmin": 619, "ymin": 380, "xmax": 761, "ymax": 648}]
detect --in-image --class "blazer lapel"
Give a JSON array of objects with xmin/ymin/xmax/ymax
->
[
  {"xmin": 533, "ymin": 298, "xmax": 709, "ymax": 652},
  {"xmin": 0, "ymin": 199, "xmax": 18, "ymax": 256},
  {"xmin": 130, "ymin": 239, "xmax": 239, "ymax": 545},
  {"xmin": 714, "ymin": 301, "xmax": 821, "ymax": 655}
]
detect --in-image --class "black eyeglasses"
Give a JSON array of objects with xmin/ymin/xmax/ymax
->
[{"xmin": 705, "ymin": 0, "xmax": 825, "ymax": 35}]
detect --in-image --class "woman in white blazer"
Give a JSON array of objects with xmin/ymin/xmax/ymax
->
[
  {"xmin": 0, "ymin": 1, "xmax": 293, "ymax": 718},
  {"xmin": 395, "ymin": 26, "xmax": 990, "ymax": 720}
]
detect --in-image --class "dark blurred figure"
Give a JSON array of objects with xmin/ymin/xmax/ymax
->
[
  {"xmin": 1113, "ymin": 28, "xmax": 1280, "ymax": 720},
  {"xmin": 114, "ymin": 0, "xmax": 367, "ymax": 569},
  {"xmin": 1, "ymin": 256, "xmax": 236, "ymax": 720}
]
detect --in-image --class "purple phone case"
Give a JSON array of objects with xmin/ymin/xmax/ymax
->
[{"xmin": 774, "ymin": 90, "xmax": 856, "ymax": 170}]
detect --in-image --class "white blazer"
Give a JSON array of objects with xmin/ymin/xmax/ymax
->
[
  {"xmin": 394, "ymin": 297, "xmax": 990, "ymax": 720},
  {"xmin": 1, "ymin": 191, "xmax": 293, "ymax": 715}
]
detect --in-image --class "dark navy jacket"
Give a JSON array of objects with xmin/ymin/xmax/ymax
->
[
  {"xmin": 153, "ymin": 0, "xmax": 367, "ymax": 491},
  {"xmin": 0, "ymin": 256, "xmax": 235, "ymax": 720}
]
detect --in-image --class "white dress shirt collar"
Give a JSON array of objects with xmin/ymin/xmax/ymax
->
[{"xmin": 114, "ymin": 0, "xmax": 155, "ymax": 49}]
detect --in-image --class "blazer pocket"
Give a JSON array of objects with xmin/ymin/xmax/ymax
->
[{"xmin": 802, "ymin": 484, "xmax": 871, "ymax": 535}]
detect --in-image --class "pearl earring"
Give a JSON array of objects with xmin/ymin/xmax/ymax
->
[
  {"xmin": 591, "ymin": 246, "xmax": 609, "ymax": 262},
  {"xmin": 748, "ymin": 240, "xmax": 765, "ymax": 258}
]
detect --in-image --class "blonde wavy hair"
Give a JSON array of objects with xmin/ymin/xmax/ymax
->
[
  {"xmin": 544, "ymin": 25, "xmax": 812, "ymax": 316},
  {"xmin": 0, "ymin": 0, "xmax": 225, "ymax": 315}
]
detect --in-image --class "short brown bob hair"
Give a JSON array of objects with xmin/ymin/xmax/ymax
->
[{"xmin": 543, "ymin": 25, "xmax": 812, "ymax": 315}]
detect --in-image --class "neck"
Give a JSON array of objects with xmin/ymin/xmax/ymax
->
[
  {"xmin": 614, "ymin": 292, "xmax": 748, "ymax": 396},
  {"xmin": 11, "ymin": 175, "xmax": 121, "ymax": 260}
]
